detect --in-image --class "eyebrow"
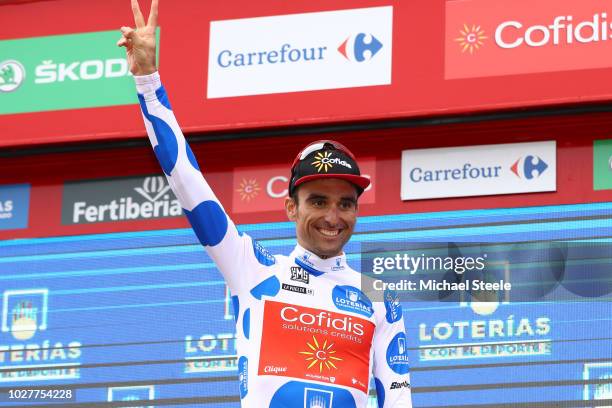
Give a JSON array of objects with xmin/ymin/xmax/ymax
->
[
  {"xmin": 305, "ymin": 194, "xmax": 328, "ymax": 201},
  {"xmin": 305, "ymin": 194, "xmax": 357, "ymax": 204}
]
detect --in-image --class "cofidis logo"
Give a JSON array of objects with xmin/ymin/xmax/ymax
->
[
  {"xmin": 446, "ymin": 0, "xmax": 612, "ymax": 78},
  {"xmin": 208, "ymin": 7, "xmax": 392, "ymax": 98}
]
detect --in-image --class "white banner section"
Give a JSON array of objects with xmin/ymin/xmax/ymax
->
[
  {"xmin": 401, "ymin": 141, "xmax": 556, "ymax": 200},
  {"xmin": 208, "ymin": 6, "xmax": 393, "ymax": 98}
]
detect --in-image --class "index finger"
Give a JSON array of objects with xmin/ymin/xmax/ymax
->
[
  {"xmin": 131, "ymin": 0, "xmax": 146, "ymax": 28},
  {"xmin": 147, "ymin": 0, "xmax": 159, "ymax": 27}
]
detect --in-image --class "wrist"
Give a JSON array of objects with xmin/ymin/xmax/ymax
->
[{"xmin": 134, "ymin": 72, "xmax": 161, "ymax": 95}]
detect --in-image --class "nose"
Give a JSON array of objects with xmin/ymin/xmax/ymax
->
[{"xmin": 324, "ymin": 206, "xmax": 340, "ymax": 226}]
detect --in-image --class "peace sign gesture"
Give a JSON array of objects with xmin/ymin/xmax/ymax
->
[{"xmin": 117, "ymin": 0, "xmax": 158, "ymax": 76}]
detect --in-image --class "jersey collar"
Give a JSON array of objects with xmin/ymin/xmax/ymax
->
[{"xmin": 290, "ymin": 244, "xmax": 348, "ymax": 276}]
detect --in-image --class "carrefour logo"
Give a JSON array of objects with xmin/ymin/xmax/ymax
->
[
  {"xmin": 511, "ymin": 155, "xmax": 548, "ymax": 179},
  {"xmin": 208, "ymin": 7, "xmax": 392, "ymax": 98},
  {"xmin": 216, "ymin": 32, "xmax": 383, "ymax": 69},
  {"xmin": 0, "ymin": 60, "xmax": 26, "ymax": 93},
  {"xmin": 338, "ymin": 33, "xmax": 383, "ymax": 62}
]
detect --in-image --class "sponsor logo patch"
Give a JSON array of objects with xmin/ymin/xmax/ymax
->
[
  {"xmin": 290, "ymin": 267, "xmax": 310, "ymax": 284},
  {"xmin": 282, "ymin": 283, "xmax": 314, "ymax": 296},
  {"xmin": 259, "ymin": 301, "xmax": 374, "ymax": 392},
  {"xmin": 332, "ymin": 285, "xmax": 374, "ymax": 318}
]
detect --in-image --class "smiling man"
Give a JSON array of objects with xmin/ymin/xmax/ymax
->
[{"xmin": 119, "ymin": 1, "xmax": 412, "ymax": 406}]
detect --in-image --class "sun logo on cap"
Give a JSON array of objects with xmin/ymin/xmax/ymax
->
[
  {"xmin": 236, "ymin": 178, "xmax": 260, "ymax": 202},
  {"xmin": 455, "ymin": 24, "xmax": 487, "ymax": 54},
  {"xmin": 312, "ymin": 152, "xmax": 333, "ymax": 173},
  {"xmin": 299, "ymin": 335, "xmax": 342, "ymax": 373}
]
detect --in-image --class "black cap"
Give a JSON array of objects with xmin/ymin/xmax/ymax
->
[{"xmin": 289, "ymin": 140, "xmax": 370, "ymax": 196}]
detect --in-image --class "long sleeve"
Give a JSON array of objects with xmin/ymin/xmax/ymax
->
[
  {"xmin": 134, "ymin": 72, "xmax": 276, "ymax": 294},
  {"xmin": 372, "ymin": 291, "xmax": 413, "ymax": 407}
]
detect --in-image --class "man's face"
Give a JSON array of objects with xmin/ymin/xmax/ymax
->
[{"xmin": 285, "ymin": 178, "xmax": 358, "ymax": 258}]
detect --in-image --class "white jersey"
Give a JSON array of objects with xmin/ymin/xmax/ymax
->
[{"xmin": 134, "ymin": 72, "xmax": 412, "ymax": 408}]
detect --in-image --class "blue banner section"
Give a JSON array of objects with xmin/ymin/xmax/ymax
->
[
  {"xmin": 0, "ymin": 184, "xmax": 29, "ymax": 231},
  {"xmin": 0, "ymin": 202, "xmax": 611, "ymax": 406}
]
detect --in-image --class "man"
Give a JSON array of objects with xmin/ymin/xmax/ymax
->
[{"xmin": 118, "ymin": 1, "xmax": 412, "ymax": 406}]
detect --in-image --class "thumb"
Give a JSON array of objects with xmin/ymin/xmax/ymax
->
[{"xmin": 120, "ymin": 26, "xmax": 137, "ymax": 41}]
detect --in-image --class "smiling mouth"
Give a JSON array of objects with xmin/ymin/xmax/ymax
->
[{"xmin": 317, "ymin": 228, "xmax": 341, "ymax": 237}]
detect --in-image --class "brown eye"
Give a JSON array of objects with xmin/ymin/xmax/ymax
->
[{"xmin": 340, "ymin": 200, "xmax": 356, "ymax": 210}]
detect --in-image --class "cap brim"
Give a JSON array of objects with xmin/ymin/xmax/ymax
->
[{"xmin": 293, "ymin": 174, "xmax": 371, "ymax": 191}]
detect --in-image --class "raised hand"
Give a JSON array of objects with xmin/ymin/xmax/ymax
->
[{"xmin": 117, "ymin": 0, "xmax": 158, "ymax": 76}]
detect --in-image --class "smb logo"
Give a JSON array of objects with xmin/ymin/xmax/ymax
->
[
  {"xmin": 338, "ymin": 33, "xmax": 383, "ymax": 62},
  {"xmin": 511, "ymin": 155, "xmax": 548, "ymax": 179},
  {"xmin": 2, "ymin": 289, "xmax": 48, "ymax": 341}
]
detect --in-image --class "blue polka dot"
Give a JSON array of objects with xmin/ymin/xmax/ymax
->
[
  {"xmin": 238, "ymin": 356, "xmax": 248, "ymax": 399},
  {"xmin": 185, "ymin": 143, "xmax": 200, "ymax": 172},
  {"xmin": 138, "ymin": 93, "xmax": 178, "ymax": 176},
  {"xmin": 375, "ymin": 377, "xmax": 385, "ymax": 408},
  {"xmin": 231, "ymin": 295, "xmax": 239, "ymax": 323},
  {"xmin": 386, "ymin": 332, "xmax": 410, "ymax": 374},
  {"xmin": 184, "ymin": 201, "xmax": 228, "ymax": 246},
  {"xmin": 270, "ymin": 381, "xmax": 356, "ymax": 408},
  {"xmin": 243, "ymin": 308, "xmax": 250, "ymax": 339},
  {"xmin": 155, "ymin": 86, "xmax": 173, "ymax": 110},
  {"xmin": 252, "ymin": 240, "xmax": 276, "ymax": 266},
  {"xmin": 250, "ymin": 275, "xmax": 280, "ymax": 300}
]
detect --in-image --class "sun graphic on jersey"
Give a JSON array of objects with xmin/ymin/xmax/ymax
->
[
  {"xmin": 455, "ymin": 24, "xmax": 487, "ymax": 54},
  {"xmin": 311, "ymin": 152, "xmax": 333, "ymax": 173},
  {"xmin": 298, "ymin": 335, "xmax": 342, "ymax": 373},
  {"xmin": 236, "ymin": 178, "xmax": 261, "ymax": 202}
]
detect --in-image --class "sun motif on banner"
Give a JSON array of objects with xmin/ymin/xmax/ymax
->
[
  {"xmin": 298, "ymin": 335, "xmax": 342, "ymax": 372},
  {"xmin": 236, "ymin": 178, "xmax": 261, "ymax": 202},
  {"xmin": 455, "ymin": 24, "xmax": 487, "ymax": 54},
  {"xmin": 311, "ymin": 152, "xmax": 333, "ymax": 173}
]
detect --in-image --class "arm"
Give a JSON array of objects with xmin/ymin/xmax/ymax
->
[
  {"xmin": 119, "ymin": 1, "xmax": 274, "ymax": 293},
  {"xmin": 372, "ymin": 291, "xmax": 413, "ymax": 407}
]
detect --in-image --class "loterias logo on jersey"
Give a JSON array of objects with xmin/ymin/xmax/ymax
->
[
  {"xmin": 62, "ymin": 175, "xmax": 183, "ymax": 225},
  {"xmin": 384, "ymin": 290, "xmax": 402, "ymax": 324},
  {"xmin": 386, "ymin": 332, "xmax": 410, "ymax": 374},
  {"xmin": 259, "ymin": 301, "xmax": 375, "ymax": 393},
  {"xmin": 332, "ymin": 285, "xmax": 374, "ymax": 318},
  {"xmin": 1, "ymin": 289, "xmax": 82, "ymax": 382}
]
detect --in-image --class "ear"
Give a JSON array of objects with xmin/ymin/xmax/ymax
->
[{"xmin": 285, "ymin": 196, "xmax": 297, "ymax": 221}]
